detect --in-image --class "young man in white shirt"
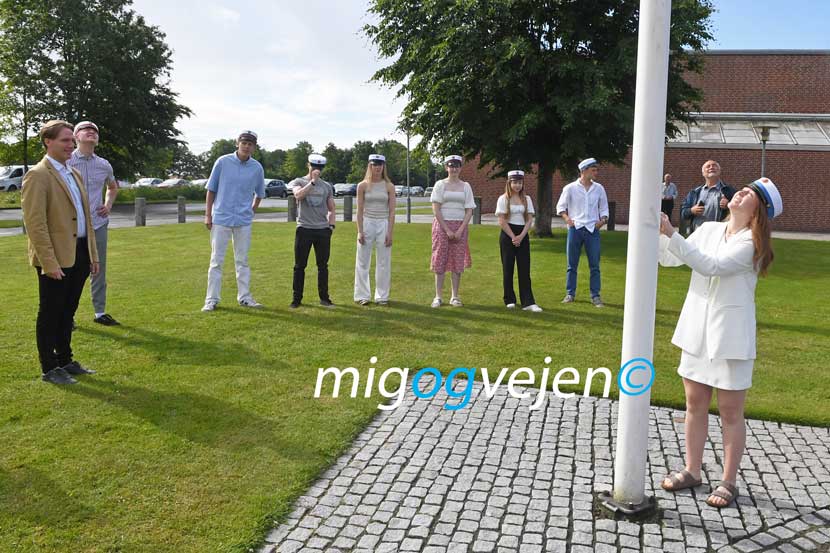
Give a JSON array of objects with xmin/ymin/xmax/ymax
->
[{"xmin": 556, "ymin": 157, "xmax": 609, "ymax": 307}]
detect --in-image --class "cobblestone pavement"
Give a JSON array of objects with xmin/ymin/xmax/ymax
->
[{"xmin": 259, "ymin": 380, "xmax": 830, "ymax": 553}]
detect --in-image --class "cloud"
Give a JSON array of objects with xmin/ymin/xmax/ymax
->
[
  {"xmin": 207, "ymin": 4, "xmax": 240, "ymax": 24},
  {"xmin": 132, "ymin": 0, "xmax": 411, "ymax": 153}
]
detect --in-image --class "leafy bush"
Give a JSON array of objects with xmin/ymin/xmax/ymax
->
[
  {"xmin": 116, "ymin": 184, "xmax": 206, "ymax": 203},
  {"xmin": 0, "ymin": 191, "xmax": 20, "ymax": 208}
]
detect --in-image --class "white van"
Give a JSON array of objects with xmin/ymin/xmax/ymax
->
[{"xmin": 0, "ymin": 165, "xmax": 27, "ymax": 192}]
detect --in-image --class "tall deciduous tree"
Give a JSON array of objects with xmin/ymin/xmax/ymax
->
[
  {"xmin": 365, "ymin": 0, "xmax": 713, "ymax": 235},
  {"xmin": 0, "ymin": 0, "xmax": 191, "ymax": 177}
]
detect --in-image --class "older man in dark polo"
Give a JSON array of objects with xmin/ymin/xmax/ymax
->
[{"xmin": 22, "ymin": 120, "xmax": 99, "ymax": 385}]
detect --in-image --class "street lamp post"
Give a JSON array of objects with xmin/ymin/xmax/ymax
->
[
  {"xmin": 406, "ymin": 131, "xmax": 411, "ymax": 223},
  {"xmin": 755, "ymin": 124, "xmax": 777, "ymax": 178}
]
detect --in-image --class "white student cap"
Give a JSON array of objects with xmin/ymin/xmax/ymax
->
[
  {"xmin": 444, "ymin": 155, "xmax": 463, "ymax": 164},
  {"xmin": 507, "ymin": 170, "xmax": 525, "ymax": 178},
  {"xmin": 238, "ymin": 130, "xmax": 258, "ymax": 143},
  {"xmin": 308, "ymin": 153, "xmax": 327, "ymax": 166},
  {"xmin": 74, "ymin": 121, "xmax": 98, "ymax": 134},
  {"xmin": 368, "ymin": 154, "xmax": 386, "ymax": 162},
  {"xmin": 578, "ymin": 157, "xmax": 598, "ymax": 171},
  {"xmin": 748, "ymin": 177, "xmax": 783, "ymax": 219}
]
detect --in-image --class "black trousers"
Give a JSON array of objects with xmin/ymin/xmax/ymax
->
[
  {"xmin": 500, "ymin": 224, "xmax": 535, "ymax": 307},
  {"xmin": 661, "ymin": 199, "xmax": 674, "ymax": 222},
  {"xmin": 293, "ymin": 226, "xmax": 332, "ymax": 302},
  {"xmin": 36, "ymin": 238, "xmax": 90, "ymax": 373}
]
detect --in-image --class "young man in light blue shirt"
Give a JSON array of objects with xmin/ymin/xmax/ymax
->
[{"xmin": 201, "ymin": 130, "xmax": 266, "ymax": 312}]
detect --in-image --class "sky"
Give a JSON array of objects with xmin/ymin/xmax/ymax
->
[{"xmin": 130, "ymin": 0, "xmax": 830, "ymax": 155}]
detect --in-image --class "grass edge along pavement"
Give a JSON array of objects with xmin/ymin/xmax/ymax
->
[{"xmin": 0, "ymin": 222, "xmax": 827, "ymax": 553}]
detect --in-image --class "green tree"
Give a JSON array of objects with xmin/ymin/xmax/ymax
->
[
  {"xmin": 321, "ymin": 142, "xmax": 353, "ymax": 184},
  {"xmin": 0, "ymin": 137, "xmax": 43, "ymax": 167},
  {"xmin": 365, "ymin": 0, "xmax": 713, "ymax": 235},
  {"xmin": 284, "ymin": 141, "xmax": 314, "ymax": 181},
  {"xmin": 200, "ymin": 138, "xmax": 237, "ymax": 175},
  {"xmin": 169, "ymin": 143, "xmax": 203, "ymax": 179},
  {"xmin": 0, "ymin": 0, "xmax": 192, "ymax": 177},
  {"xmin": 261, "ymin": 148, "xmax": 287, "ymax": 179},
  {"xmin": 347, "ymin": 140, "xmax": 376, "ymax": 183}
]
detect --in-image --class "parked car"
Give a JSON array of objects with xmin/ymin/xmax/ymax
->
[
  {"xmin": 0, "ymin": 165, "xmax": 27, "ymax": 191},
  {"xmin": 424, "ymin": 186, "xmax": 434, "ymax": 197},
  {"xmin": 264, "ymin": 179, "xmax": 288, "ymax": 198},
  {"xmin": 134, "ymin": 177, "xmax": 163, "ymax": 187},
  {"xmin": 157, "ymin": 178, "xmax": 191, "ymax": 188},
  {"xmin": 190, "ymin": 178, "xmax": 208, "ymax": 187},
  {"xmin": 394, "ymin": 185, "xmax": 405, "ymax": 196},
  {"xmin": 409, "ymin": 185, "xmax": 425, "ymax": 196},
  {"xmin": 334, "ymin": 183, "xmax": 357, "ymax": 197}
]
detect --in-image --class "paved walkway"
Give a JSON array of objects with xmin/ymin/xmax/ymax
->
[{"xmin": 259, "ymin": 380, "xmax": 830, "ymax": 553}]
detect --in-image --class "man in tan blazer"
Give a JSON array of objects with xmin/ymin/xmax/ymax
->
[{"xmin": 22, "ymin": 120, "xmax": 100, "ymax": 385}]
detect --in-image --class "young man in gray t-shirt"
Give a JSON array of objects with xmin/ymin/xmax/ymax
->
[{"xmin": 289, "ymin": 153, "xmax": 336, "ymax": 308}]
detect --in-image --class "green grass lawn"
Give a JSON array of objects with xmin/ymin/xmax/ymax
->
[
  {"xmin": 0, "ymin": 222, "xmax": 828, "ymax": 552},
  {"xmin": 0, "ymin": 219, "xmax": 21, "ymax": 228}
]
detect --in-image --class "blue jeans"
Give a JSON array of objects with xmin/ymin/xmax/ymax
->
[{"xmin": 566, "ymin": 226, "xmax": 601, "ymax": 298}]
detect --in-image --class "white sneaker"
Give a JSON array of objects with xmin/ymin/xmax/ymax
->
[
  {"xmin": 430, "ymin": 297, "xmax": 443, "ymax": 308},
  {"xmin": 450, "ymin": 297, "xmax": 463, "ymax": 307},
  {"xmin": 506, "ymin": 303, "xmax": 516, "ymax": 309},
  {"xmin": 201, "ymin": 301, "xmax": 217, "ymax": 312},
  {"xmin": 523, "ymin": 304, "xmax": 543, "ymax": 313},
  {"xmin": 239, "ymin": 298, "xmax": 264, "ymax": 308}
]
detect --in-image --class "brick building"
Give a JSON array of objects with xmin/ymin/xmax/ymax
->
[{"xmin": 463, "ymin": 50, "xmax": 830, "ymax": 233}]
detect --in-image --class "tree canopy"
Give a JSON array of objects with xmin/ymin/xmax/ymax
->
[
  {"xmin": 365, "ymin": 0, "xmax": 714, "ymax": 235},
  {"xmin": 0, "ymin": 0, "xmax": 191, "ymax": 176}
]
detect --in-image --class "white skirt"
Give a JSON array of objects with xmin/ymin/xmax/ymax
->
[{"xmin": 678, "ymin": 347, "xmax": 754, "ymax": 391}]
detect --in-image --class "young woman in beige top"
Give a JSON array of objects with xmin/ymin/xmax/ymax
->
[{"xmin": 354, "ymin": 154, "xmax": 396, "ymax": 305}]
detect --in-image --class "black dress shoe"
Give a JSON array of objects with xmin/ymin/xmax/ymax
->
[
  {"xmin": 319, "ymin": 299, "xmax": 335, "ymax": 308},
  {"xmin": 42, "ymin": 367, "xmax": 78, "ymax": 385},
  {"xmin": 94, "ymin": 314, "xmax": 121, "ymax": 326},
  {"xmin": 62, "ymin": 361, "xmax": 97, "ymax": 375},
  {"xmin": 289, "ymin": 300, "xmax": 301, "ymax": 309}
]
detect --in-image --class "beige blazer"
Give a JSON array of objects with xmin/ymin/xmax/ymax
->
[
  {"xmin": 21, "ymin": 157, "xmax": 99, "ymax": 274},
  {"xmin": 659, "ymin": 222, "xmax": 758, "ymax": 360}
]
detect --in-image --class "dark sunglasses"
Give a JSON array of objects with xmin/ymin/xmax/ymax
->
[
  {"xmin": 446, "ymin": 162, "xmax": 461, "ymax": 168},
  {"xmin": 369, "ymin": 161, "xmax": 385, "ymax": 166}
]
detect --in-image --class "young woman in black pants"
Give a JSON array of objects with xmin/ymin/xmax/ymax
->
[{"xmin": 495, "ymin": 170, "xmax": 542, "ymax": 312}]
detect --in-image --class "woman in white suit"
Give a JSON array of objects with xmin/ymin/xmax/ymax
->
[{"xmin": 657, "ymin": 178, "xmax": 782, "ymax": 509}]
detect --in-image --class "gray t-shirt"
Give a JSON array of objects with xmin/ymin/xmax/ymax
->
[{"xmin": 290, "ymin": 177, "xmax": 333, "ymax": 229}]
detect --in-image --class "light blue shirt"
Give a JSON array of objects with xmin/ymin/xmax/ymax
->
[
  {"xmin": 206, "ymin": 153, "xmax": 265, "ymax": 227},
  {"xmin": 46, "ymin": 155, "xmax": 86, "ymax": 238}
]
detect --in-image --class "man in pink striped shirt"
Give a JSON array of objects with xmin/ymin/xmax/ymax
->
[{"xmin": 69, "ymin": 121, "xmax": 121, "ymax": 326}]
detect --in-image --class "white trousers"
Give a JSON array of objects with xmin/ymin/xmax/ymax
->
[
  {"xmin": 354, "ymin": 218, "xmax": 392, "ymax": 302},
  {"xmin": 206, "ymin": 224, "xmax": 253, "ymax": 304}
]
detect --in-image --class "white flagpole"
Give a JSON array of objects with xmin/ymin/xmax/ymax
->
[{"xmin": 607, "ymin": 0, "xmax": 672, "ymax": 512}]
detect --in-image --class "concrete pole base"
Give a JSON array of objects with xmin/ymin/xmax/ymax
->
[{"xmin": 598, "ymin": 491, "xmax": 657, "ymax": 518}]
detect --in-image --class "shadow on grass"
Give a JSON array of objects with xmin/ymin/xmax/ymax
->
[
  {"xmin": 76, "ymin": 324, "xmax": 275, "ymax": 369},
  {"xmin": 63, "ymin": 379, "xmax": 309, "ymax": 458},
  {"xmin": 0, "ymin": 465, "xmax": 95, "ymax": 528}
]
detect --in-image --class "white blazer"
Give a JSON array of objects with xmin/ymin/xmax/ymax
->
[{"xmin": 658, "ymin": 222, "xmax": 758, "ymax": 360}]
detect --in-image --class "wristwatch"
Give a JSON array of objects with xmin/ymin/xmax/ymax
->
[{"xmin": 329, "ymin": 224, "xmax": 336, "ymax": 231}]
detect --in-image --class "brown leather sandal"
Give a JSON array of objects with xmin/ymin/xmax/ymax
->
[
  {"xmin": 661, "ymin": 469, "xmax": 703, "ymax": 491},
  {"xmin": 706, "ymin": 481, "xmax": 738, "ymax": 508}
]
